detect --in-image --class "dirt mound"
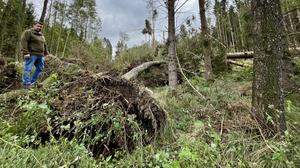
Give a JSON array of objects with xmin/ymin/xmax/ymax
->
[{"xmin": 45, "ymin": 74, "xmax": 167, "ymax": 157}]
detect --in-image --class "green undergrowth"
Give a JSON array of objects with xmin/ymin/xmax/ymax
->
[
  {"xmin": 0, "ymin": 67, "xmax": 299, "ymax": 167},
  {"xmin": 113, "ymin": 45, "xmax": 160, "ymax": 71}
]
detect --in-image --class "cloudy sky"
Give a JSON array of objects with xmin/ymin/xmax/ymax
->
[{"xmin": 30, "ymin": 0, "xmax": 212, "ymax": 50}]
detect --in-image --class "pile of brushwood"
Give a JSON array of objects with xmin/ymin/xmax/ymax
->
[{"xmin": 0, "ymin": 55, "xmax": 167, "ymax": 157}]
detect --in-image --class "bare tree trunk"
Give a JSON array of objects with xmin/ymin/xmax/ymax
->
[
  {"xmin": 237, "ymin": 13, "xmax": 244, "ymax": 50},
  {"xmin": 227, "ymin": 47, "xmax": 300, "ymax": 59},
  {"xmin": 152, "ymin": 15, "xmax": 156, "ymax": 48},
  {"xmin": 55, "ymin": 4, "xmax": 66, "ymax": 56},
  {"xmin": 288, "ymin": 13, "xmax": 297, "ymax": 47},
  {"xmin": 84, "ymin": 18, "xmax": 89, "ymax": 41},
  {"xmin": 122, "ymin": 61, "xmax": 164, "ymax": 80},
  {"xmin": 235, "ymin": 0, "xmax": 245, "ymax": 50},
  {"xmin": 199, "ymin": 0, "xmax": 213, "ymax": 81},
  {"xmin": 15, "ymin": 0, "xmax": 27, "ymax": 61},
  {"xmin": 49, "ymin": 10, "xmax": 57, "ymax": 53},
  {"xmin": 62, "ymin": 31, "xmax": 70, "ymax": 58},
  {"xmin": 150, "ymin": 0, "xmax": 156, "ymax": 49},
  {"xmin": 167, "ymin": 0, "xmax": 178, "ymax": 90},
  {"xmin": 44, "ymin": 0, "xmax": 53, "ymax": 34},
  {"xmin": 284, "ymin": 1, "xmax": 298, "ymax": 47},
  {"xmin": 252, "ymin": 0, "xmax": 287, "ymax": 137},
  {"xmin": 219, "ymin": 17, "xmax": 225, "ymax": 47},
  {"xmin": 216, "ymin": 15, "xmax": 221, "ymax": 41},
  {"xmin": 39, "ymin": 0, "xmax": 49, "ymax": 23},
  {"xmin": 228, "ymin": 12, "xmax": 236, "ymax": 51},
  {"xmin": 0, "ymin": 2, "xmax": 8, "ymax": 53},
  {"xmin": 297, "ymin": 9, "xmax": 300, "ymax": 23}
]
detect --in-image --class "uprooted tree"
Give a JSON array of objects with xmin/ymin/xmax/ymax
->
[{"xmin": 0, "ymin": 55, "xmax": 167, "ymax": 157}]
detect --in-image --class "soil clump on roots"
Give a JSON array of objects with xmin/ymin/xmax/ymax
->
[{"xmin": 44, "ymin": 74, "xmax": 167, "ymax": 157}]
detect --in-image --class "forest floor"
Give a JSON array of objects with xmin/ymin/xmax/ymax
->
[{"xmin": 0, "ymin": 65, "xmax": 299, "ymax": 167}]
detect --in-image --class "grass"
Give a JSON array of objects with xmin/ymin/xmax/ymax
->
[{"xmin": 0, "ymin": 66, "xmax": 299, "ymax": 167}]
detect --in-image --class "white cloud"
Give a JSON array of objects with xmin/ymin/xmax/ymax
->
[{"xmin": 29, "ymin": 0, "xmax": 208, "ymax": 51}]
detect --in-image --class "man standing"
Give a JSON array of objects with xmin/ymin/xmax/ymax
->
[{"xmin": 21, "ymin": 21, "xmax": 49, "ymax": 88}]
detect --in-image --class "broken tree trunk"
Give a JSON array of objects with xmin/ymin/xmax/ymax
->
[{"xmin": 39, "ymin": 0, "xmax": 49, "ymax": 23}]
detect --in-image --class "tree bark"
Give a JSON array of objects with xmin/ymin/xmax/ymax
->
[
  {"xmin": 167, "ymin": 0, "xmax": 178, "ymax": 90},
  {"xmin": 227, "ymin": 47, "xmax": 300, "ymax": 59},
  {"xmin": 251, "ymin": 0, "xmax": 287, "ymax": 137},
  {"xmin": 149, "ymin": 0, "xmax": 156, "ymax": 49},
  {"xmin": 199, "ymin": 0, "xmax": 214, "ymax": 81},
  {"xmin": 39, "ymin": 0, "xmax": 49, "ymax": 23},
  {"xmin": 122, "ymin": 61, "xmax": 164, "ymax": 80},
  {"xmin": 235, "ymin": 0, "xmax": 245, "ymax": 50},
  {"xmin": 228, "ymin": 12, "xmax": 236, "ymax": 51}
]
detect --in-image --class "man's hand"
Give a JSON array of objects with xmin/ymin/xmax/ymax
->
[{"xmin": 24, "ymin": 54, "xmax": 30, "ymax": 59}]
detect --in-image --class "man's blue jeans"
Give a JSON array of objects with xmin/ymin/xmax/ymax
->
[{"xmin": 22, "ymin": 55, "xmax": 45, "ymax": 85}]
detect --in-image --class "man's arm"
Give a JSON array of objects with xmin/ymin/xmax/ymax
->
[{"xmin": 20, "ymin": 30, "xmax": 31, "ymax": 56}]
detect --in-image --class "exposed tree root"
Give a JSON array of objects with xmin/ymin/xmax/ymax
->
[{"xmin": 46, "ymin": 74, "xmax": 167, "ymax": 157}]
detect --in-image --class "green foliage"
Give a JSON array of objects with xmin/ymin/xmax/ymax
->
[
  {"xmin": 0, "ymin": 1, "xmax": 35, "ymax": 58},
  {"xmin": 0, "ymin": 69, "xmax": 299, "ymax": 167},
  {"xmin": 11, "ymin": 101, "xmax": 51, "ymax": 136},
  {"xmin": 0, "ymin": 138, "xmax": 98, "ymax": 167},
  {"xmin": 113, "ymin": 44, "xmax": 157, "ymax": 71},
  {"xmin": 292, "ymin": 57, "xmax": 300, "ymax": 86},
  {"xmin": 212, "ymin": 44, "xmax": 227, "ymax": 74},
  {"xmin": 42, "ymin": 73, "xmax": 59, "ymax": 90},
  {"xmin": 0, "ymin": 89, "xmax": 51, "ymax": 143},
  {"xmin": 177, "ymin": 36, "xmax": 203, "ymax": 74}
]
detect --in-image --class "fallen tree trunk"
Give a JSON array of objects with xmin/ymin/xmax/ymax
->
[
  {"xmin": 227, "ymin": 47, "xmax": 300, "ymax": 59},
  {"xmin": 227, "ymin": 51, "xmax": 254, "ymax": 59},
  {"xmin": 122, "ymin": 61, "xmax": 165, "ymax": 80},
  {"xmin": 227, "ymin": 60, "xmax": 248, "ymax": 67}
]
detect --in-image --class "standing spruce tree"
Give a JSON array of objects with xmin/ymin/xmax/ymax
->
[
  {"xmin": 252, "ymin": 0, "xmax": 287, "ymax": 137},
  {"xmin": 198, "ymin": 0, "xmax": 213, "ymax": 81},
  {"xmin": 142, "ymin": 19, "xmax": 152, "ymax": 45},
  {"xmin": 167, "ymin": 0, "xmax": 178, "ymax": 90}
]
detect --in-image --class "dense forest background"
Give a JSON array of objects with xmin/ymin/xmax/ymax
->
[{"xmin": 0, "ymin": 0, "xmax": 300, "ymax": 167}]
